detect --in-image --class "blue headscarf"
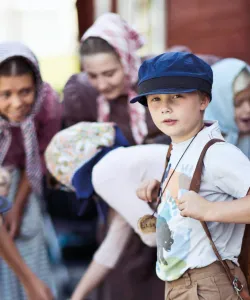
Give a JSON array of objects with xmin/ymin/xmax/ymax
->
[{"xmin": 205, "ymin": 58, "xmax": 250, "ymax": 149}]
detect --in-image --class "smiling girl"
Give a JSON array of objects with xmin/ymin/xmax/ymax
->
[{"xmin": 0, "ymin": 41, "xmax": 62, "ymax": 300}]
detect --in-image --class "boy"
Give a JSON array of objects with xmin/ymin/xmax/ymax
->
[
  {"xmin": 0, "ymin": 167, "xmax": 53, "ymax": 300},
  {"xmin": 131, "ymin": 52, "xmax": 250, "ymax": 299}
]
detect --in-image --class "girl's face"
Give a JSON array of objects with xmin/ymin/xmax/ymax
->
[
  {"xmin": 0, "ymin": 74, "xmax": 35, "ymax": 122},
  {"xmin": 82, "ymin": 52, "xmax": 126, "ymax": 100},
  {"xmin": 234, "ymin": 86, "xmax": 250, "ymax": 134}
]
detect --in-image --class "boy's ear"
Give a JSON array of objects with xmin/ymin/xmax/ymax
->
[{"xmin": 200, "ymin": 94, "xmax": 210, "ymax": 111}]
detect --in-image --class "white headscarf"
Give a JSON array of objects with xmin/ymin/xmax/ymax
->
[{"xmin": 205, "ymin": 58, "xmax": 250, "ymax": 148}]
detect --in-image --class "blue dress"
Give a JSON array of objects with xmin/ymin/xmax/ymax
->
[{"xmin": 0, "ymin": 169, "xmax": 56, "ymax": 300}]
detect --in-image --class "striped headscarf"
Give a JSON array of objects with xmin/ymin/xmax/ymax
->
[
  {"xmin": 82, "ymin": 13, "xmax": 148, "ymax": 144},
  {"xmin": 0, "ymin": 41, "xmax": 44, "ymax": 195}
]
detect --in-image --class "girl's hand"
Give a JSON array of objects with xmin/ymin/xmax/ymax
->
[
  {"xmin": 5, "ymin": 169, "xmax": 31, "ymax": 238},
  {"xmin": 4, "ymin": 205, "xmax": 23, "ymax": 239},
  {"xmin": 0, "ymin": 167, "xmax": 11, "ymax": 197},
  {"xmin": 136, "ymin": 179, "xmax": 160, "ymax": 202},
  {"xmin": 177, "ymin": 191, "xmax": 211, "ymax": 221},
  {"xmin": 24, "ymin": 277, "xmax": 54, "ymax": 300}
]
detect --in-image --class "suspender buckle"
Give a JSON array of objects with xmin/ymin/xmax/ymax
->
[{"xmin": 233, "ymin": 277, "xmax": 244, "ymax": 300}]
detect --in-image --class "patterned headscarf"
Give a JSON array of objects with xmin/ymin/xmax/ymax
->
[
  {"xmin": 81, "ymin": 13, "xmax": 148, "ymax": 144},
  {"xmin": 0, "ymin": 41, "xmax": 44, "ymax": 195}
]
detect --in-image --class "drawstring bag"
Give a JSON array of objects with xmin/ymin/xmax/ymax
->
[{"xmin": 45, "ymin": 122, "xmax": 129, "ymax": 218}]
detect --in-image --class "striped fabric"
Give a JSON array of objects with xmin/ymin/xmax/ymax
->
[
  {"xmin": 0, "ymin": 41, "xmax": 43, "ymax": 195},
  {"xmin": 82, "ymin": 13, "xmax": 148, "ymax": 144},
  {"xmin": 0, "ymin": 169, "xmax": 56, "ymax": 300}
]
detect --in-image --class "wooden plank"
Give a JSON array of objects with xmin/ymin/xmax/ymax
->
[
  {"xmin": 111, "ymin": 0, "xmax": 117, "ymax": 13},
  {"xmin": 76, "ymin": 0, "xmax": 95, "ymax": 40}
]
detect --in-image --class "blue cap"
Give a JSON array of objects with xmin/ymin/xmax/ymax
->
[{"xmin": 130, "ymin": 52, "xmax": 213, "ymax": 106}]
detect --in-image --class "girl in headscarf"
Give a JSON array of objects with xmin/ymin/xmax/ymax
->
[
  {"xmin": 0, "ymin": 41, "xmax": 62, "ymax": 299},
  {"xmin": 205, "ymin": 58, "xmax": 250, "ymax": 157},
  {"xmin": 63, "ymin": 13, "xmax": 162, "ymax": 144},
  {"xmin": 62, "ymin": 13, "xmax": 165, "ymax": 300}
]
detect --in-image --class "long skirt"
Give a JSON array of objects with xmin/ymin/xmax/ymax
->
[
  {"xmin": 0, "ymin": 169, "xmax": 56, "ymax": 300},
  {"xmin": 100, "ymin": 232, "xmax": 165, "ymax": 300},
  {"xmin": 92, "ymin": 144, "xmax": 168, "ymax": 300}
]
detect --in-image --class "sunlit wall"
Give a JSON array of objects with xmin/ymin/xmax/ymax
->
[{"xmin": 0, "ymin": 0, "xmax": 79, "ymax": 92}]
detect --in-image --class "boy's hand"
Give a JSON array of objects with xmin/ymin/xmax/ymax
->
[
  {"xmin": 177, "ymin": 191, "xmax": 211, "ymax": 221},
  {"xmin": 136, "ymin": 179, "xmax": 160, "ymax": 202}
]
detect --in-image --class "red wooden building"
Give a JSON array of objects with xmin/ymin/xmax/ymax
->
[{"xmin": 76, "ymin": 0, "xmax": 250, "ymax": 62}]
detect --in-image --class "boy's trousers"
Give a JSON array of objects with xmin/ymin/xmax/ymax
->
[{"xmin": 165, "ymin": 260, "xmax": 248, "ymax": 300}]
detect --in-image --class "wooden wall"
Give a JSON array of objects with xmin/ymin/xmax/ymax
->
[{"xmin": 167, "ymin": 0, "xmax": 250, "ymax": 62}]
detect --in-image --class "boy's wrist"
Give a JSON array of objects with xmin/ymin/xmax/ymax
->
[{"xmin": 203, "ymin": 201, "xmax": 217, "ymax": 222}]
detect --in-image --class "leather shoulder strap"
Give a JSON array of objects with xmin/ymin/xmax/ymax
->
[
  {"xmin": 189, "ymin": 138, "xmax": 250, "ymax": 299},
  {"xmin": 189, "ymin": 138, "xmax": 223, "ymax": 193}
]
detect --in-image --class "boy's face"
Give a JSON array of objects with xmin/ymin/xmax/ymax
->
[{"xmin": 147, "ymin": 92, "xmax": 209, "ymax": 143}]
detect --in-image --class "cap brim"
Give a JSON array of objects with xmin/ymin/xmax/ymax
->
[
  {"xmin": 130, "ymin": 88, "xmax": 198, "ymax": 106},
  {"xmin": 0, "ymin": 196, "xmax": 11, "ymax": 214}
]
